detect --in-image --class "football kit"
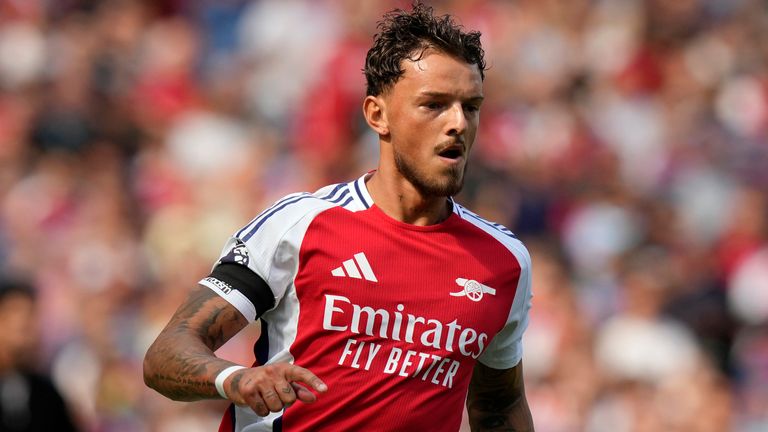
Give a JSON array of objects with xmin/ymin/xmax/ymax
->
[{"xmin": 200, "ymin": 173, "xmax": 533, "ymax": 432}]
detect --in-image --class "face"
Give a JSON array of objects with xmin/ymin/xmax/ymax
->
[{"xmin": 380, "ymin": 49, "xmax": 484, "ymax": 197}]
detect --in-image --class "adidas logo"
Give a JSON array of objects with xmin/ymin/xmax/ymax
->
[{"xmin": 331, "ymin": 252, "xmax": 378, "ymax": 282}]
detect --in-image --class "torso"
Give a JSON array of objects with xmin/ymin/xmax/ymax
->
[
  {"xmin": 218, "ymin": 176, "xmax": 530, "ymax": 432},
  {"xmin": 280, "ymin": 203, "xmax": 520, "ymax": 431}
]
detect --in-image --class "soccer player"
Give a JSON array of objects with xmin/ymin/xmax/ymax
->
[{"xmin": 143, "ymin": 3, "xmax": 534, "ymax": 431}]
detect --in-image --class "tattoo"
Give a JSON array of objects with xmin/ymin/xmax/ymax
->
[
  {"xmin": 231, "ymin": 373, "xmax": 245, "ymax": 395},
  {"xmin": 282, "ymin": 387, "xmax": 292, "ymax": 394},
  {"xmin": 152, "ymin": 374, "xmax": 215, "ymax": 400},
  {"xmin": 143, "ymin": 285, "xmax": 249, "ymax": 401},
  {"xmin": 255, "ymin": 402, "xmax": 266, "ymax": 413}
]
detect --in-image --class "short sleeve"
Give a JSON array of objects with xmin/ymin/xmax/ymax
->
[
  {"xmin": 477, "ymin": 246, "xmax": 533, "ymax": 369},
  {"xmin": 200, "ymin": 193, "xmax": 336, "ymax": 321}
]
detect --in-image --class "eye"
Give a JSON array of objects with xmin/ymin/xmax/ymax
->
[
  {"xmin": 424, "ymin": 101, "xmax": 444, "ymax": 110},
  {"xmin": 464, "ymin": 104, "xmax": 480, "ymax": 114}
]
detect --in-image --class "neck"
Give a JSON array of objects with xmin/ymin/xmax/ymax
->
[{"xmin": 365, "ymin": 167, "xmax": 452, "ymax": 226}]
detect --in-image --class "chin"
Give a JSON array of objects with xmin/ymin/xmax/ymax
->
[
  {"xmin": 395, "ymin": 152, "xmax": 466, "ymax": 197},
  {"xmin": 423, "ymin": 177, "xmax": 464, "ymax": 197}
]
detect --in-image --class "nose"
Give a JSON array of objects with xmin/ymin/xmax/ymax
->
[{"xmin": 446, "ymin": 102, "xmax": 467, "ymax": 137}]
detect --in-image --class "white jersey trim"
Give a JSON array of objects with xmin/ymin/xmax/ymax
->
[
  {"xmin": 352, "ymin": 173, "xmax": 374, "ymax": 209},
  {"xmin": 454, "ymin": 203, "xmax": 533, "ymax": 369},
  {"xmin": 211, "ymin": 177, "xmax": 374, "ymax": 431},
  {"xmin": 211, "ymin": 178, "xmax": 372, "ymax": 322}
]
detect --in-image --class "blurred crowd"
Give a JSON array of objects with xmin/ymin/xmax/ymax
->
[{"xmin": 0, "ymin": 0, "xmax": 766, "ymax": 431}]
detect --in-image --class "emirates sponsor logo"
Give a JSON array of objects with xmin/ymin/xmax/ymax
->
[{"xmin": 322, "ymin": 294, "xmax": 489, "ymax": 388}]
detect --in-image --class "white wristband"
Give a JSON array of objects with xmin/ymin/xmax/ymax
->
[{"xmin": 215, "ymin": 365, "xmax": 246, "ymax": 399}]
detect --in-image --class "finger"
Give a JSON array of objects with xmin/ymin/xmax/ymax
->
[
  {"xmin": 242, "ymin": 394, "xmax": 270, "ymax": 417},
  {"xmin": 274, "ymin": 380, "xmax": 298, "ymax": 405},
  {"xmin": 291, "ymin": 382, "xmax": 317, "ymax": 403},
  {"xmin": 260, "ymin": 387, "xmax": 285, "ymax": 413},
  {"xmin": 285, "ymin": 365, "xmax": 328, "ymax": 393}
]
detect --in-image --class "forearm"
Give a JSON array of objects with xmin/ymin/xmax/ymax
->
[
  {"xmin": 467, "ymin": 362, "xmax": 534, "ymax": 432},
  {"xmin": 143, "ymin": 331, "xmax": 237, "ymax": 401},
  {"xmin": 143, "ymin": 285, "xmax": 249, "ymax": 401}
]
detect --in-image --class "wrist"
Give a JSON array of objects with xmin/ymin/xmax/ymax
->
[{"xmin": 214, "ymin": 365, "xmax": 246, "ymax": 399}]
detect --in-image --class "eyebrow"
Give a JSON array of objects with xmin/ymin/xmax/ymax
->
[{"xmin": 418, "ymin": 91, "xmax": 485, "ymax": 103}]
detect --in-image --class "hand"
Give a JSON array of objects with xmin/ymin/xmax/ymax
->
[{"xmin": 223, "ymin": 363, "xmax": 328, "ymax": 416}]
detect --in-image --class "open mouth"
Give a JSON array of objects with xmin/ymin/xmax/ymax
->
[{"xmin": 438, "ymin": 147, "xmax": 464, "ymax": 160}]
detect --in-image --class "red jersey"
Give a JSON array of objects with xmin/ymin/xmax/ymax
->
[{"xmin": 201, "ymin": 173, "xmax": 533, "ymax": 432}]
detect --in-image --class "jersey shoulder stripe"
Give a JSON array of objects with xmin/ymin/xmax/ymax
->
[
  {"xmin": 353, "ymin": 177, "xmax": 370, "ymax": 209},
  {"xmin": 237, "ymin": 183, "xmax": 354, "ymax": 242},
  {"xmin": 234, "ymin": 192, "xmax": 308, "ymax": 239},
  {"xmin": 239, "ymin": 193, "xmax": 313, "ymax": 241},
  {"xmin": 454, "ymin": 203, "xmax": 528, "ymax": 266},
  {"xmin": 455, "ymin": 203, "xmax": 518, "ymax": 240}
]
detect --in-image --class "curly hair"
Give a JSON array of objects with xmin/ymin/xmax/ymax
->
[{"xmin": 364, "ymin": 2, "xmax": 486, "ymax": 97}]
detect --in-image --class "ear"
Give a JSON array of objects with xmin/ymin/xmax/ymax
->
[{"xmin": 363, "ymin": 95, "xmax": 389, "ymax": 136}]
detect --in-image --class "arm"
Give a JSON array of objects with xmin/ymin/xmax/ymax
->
[
  {"xmin": 143, "ymin": 285, "xmax": 247, "ymax": 400},
  {"xmin": 467, "ymin": 361, "xmax": 534, "ymax": 432},
  {"xmin": 143, "ymin": 285, "xmax": 326, "ymax": 415}
]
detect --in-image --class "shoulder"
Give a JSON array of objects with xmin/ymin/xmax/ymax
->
[
  {"xmin": 234, "ymin": 181, "xmax": 363, "ymax": 243},
  {"xmin": 453, "ymin": 202, "xmax": 531, "ymax": 269}
]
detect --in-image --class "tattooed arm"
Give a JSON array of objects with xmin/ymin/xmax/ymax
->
[
  {"xmin": 467, "ymin": 361, "xmax": 534, "ymax": 432},
  {"xmin": 143, "ymin": 285, "xmax": 249, "ymax": 400},
  {"xmin": 143, "ymin": 285, "xmax": 327, "ymax": 413}
]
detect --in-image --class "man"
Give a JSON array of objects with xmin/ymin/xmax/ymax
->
[
  {"xmin": 0, "ymin": 277, "xmax": 79, "ymax": 432},
  {"xmin": 143, "ymin": 3, "xmax": 534, "ymax": 431}
]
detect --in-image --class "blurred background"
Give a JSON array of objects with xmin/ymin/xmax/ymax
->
[{"xmin": 0, "ymin": 0, "xmax": 766, "ymax": 431}]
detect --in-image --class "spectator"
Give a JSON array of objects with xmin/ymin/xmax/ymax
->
[
  {"xmin": 0, "ymin": 0, "xmax": 766, "ymax": 430},
  {"xmin": 0, "ymin": 277, "xmax": 79, "ymax": 431}
]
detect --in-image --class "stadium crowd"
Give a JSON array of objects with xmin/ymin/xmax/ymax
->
[{"xmin": 0, "ymin": 0, "xmax": 766, "ymax": 431}]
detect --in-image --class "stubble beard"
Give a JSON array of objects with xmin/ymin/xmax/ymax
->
[{"xmin": 394, "ymin": 150, "xmax": 467, "ymax": 198}]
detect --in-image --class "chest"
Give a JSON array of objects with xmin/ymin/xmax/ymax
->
[{"xmin": 293, "ymin": 210, "xmax": 521, "ymax": 342}]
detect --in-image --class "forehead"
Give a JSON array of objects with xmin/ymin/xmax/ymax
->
[{"xmin": 393, "ymin": 50, "xmax": 483, "ymax": 97}]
